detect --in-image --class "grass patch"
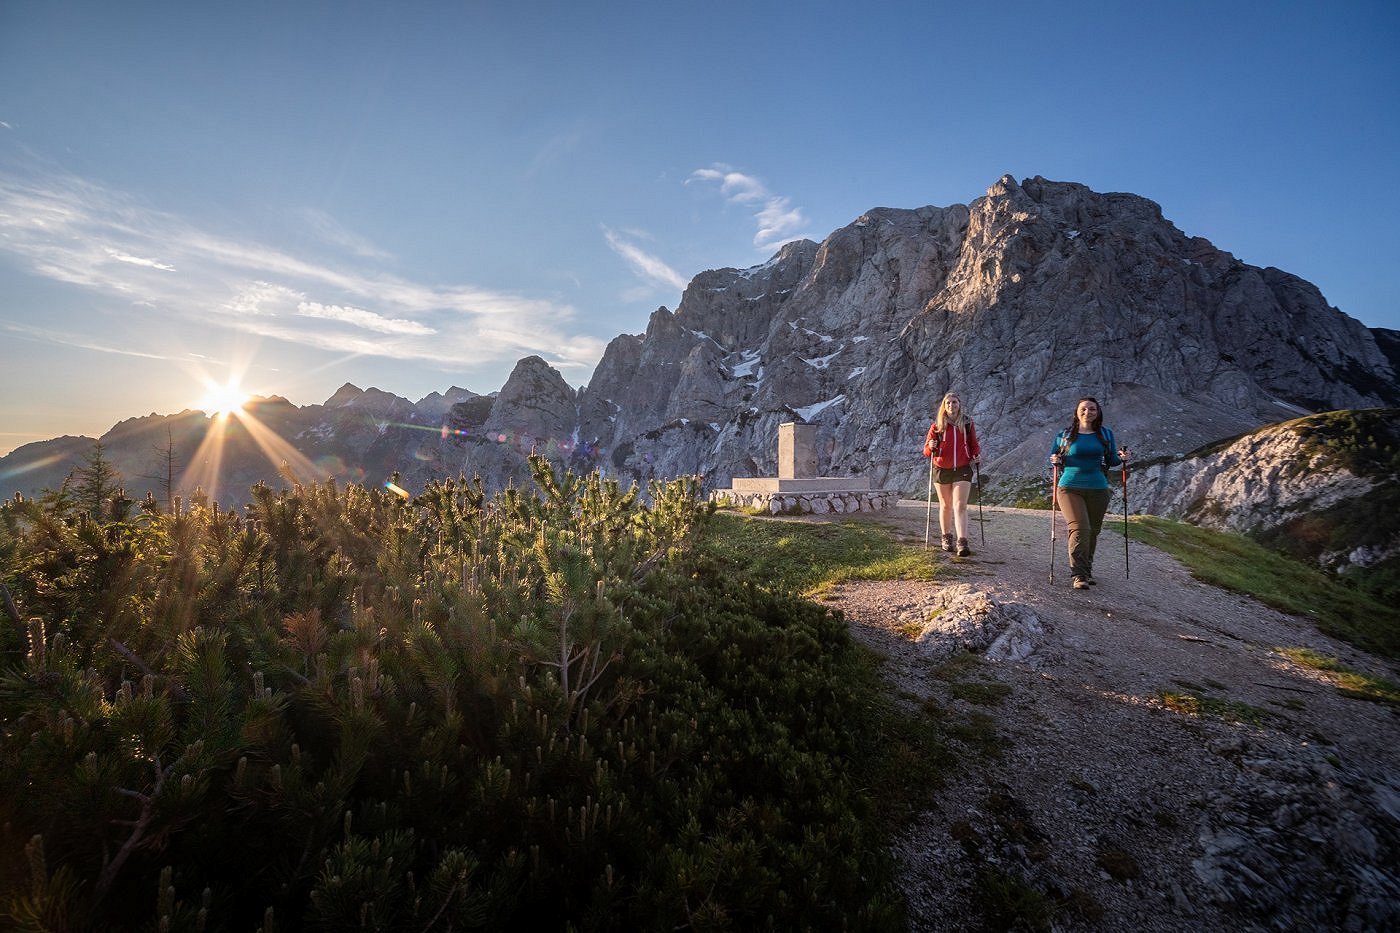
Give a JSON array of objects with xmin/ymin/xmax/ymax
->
[
  {"xmin": 1254, "ymin": 487, "xmax": 1400, "ymax": 604},
  {"xmin": 949, "ymin": 679, "xmax": 1014, "ymax": 706},
  {"xmin": 970, "ymin": 851, "xmax": 1101, "ymax": 929},
  {"xmin": 1158, "ymin": 690, "xmax": 1269, "ymax": 725},
  {"xmin": 896, "ymin": 620, "xmax": 925, "ymax": 639},
  {"xmin": 943, "ymin": 709, "xmax": 1004, "ymax": 758},
  {"xmin": 933, "ymin": 650, "xmax": 983, "ymax": 681},
  {"xmin": 1095, "ymin": 847, "xmax": 1141, "ymax": 881},
  {"xmin": 1279, "ymin": 647, "xmax": 1400, "ymax": 706},
  {"xmin": 1127, "ymin": 515, "xmax": 1400, "ymax": 659},
  {"xmin": 918, "ymin": 696, "xmax": 1002, "ymax": 757},
  {"xmin": 975, "ymin": 867, "xmax": 1056, "ymax": 932},
  {"xmin": 705, "ymin": 512, "xmax": 936, "ymax": 597},
  {"xmin": 1294, "ymin": 408, "xmax": 1400, "ymax": 477},
  {"xmin": 935, "ymin": 652, "xmax": 1013, "ymax": 705}
]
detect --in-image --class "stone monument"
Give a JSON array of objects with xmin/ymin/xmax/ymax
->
[{"xmin": 714, "ymin": 422, "xmax": 897, "ymax": 514}]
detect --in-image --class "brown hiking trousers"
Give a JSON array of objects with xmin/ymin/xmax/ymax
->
[{"xmin": 1056, "ymin": 486, "xmax": 1111, "ymax": 580}]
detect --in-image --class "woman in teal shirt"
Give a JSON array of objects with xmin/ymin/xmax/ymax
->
[{"xmin": 1049, "ymin": 398, "xmax": 1128, "ymax": 589}]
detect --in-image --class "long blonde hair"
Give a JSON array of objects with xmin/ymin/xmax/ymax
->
[{"xmin": 935, "ymin": 392, "xmax": 969, "ymax": 433}]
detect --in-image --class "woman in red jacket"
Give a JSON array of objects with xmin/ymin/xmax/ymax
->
[{"xmin": 923, "ymin": 392, "xmax": 981, "ymax": 556}]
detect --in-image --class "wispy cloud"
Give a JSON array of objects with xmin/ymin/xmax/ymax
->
[
  {"xmin": 528, "ymin": 127, "xmax": 587, "ymax": 178},
  {"xmin": 297, "ymin": 301, "xmax": 436, "ymax": 336},
  {"xmin": 687, "ymin": 164, "xmax": 809, "ymax": 250},
  {"xmin": 103, "ymin": 246, "xmax": 176, "ymax": 271},
  {"xmin": 0, "ymin": 169, "xmax": 608, "ymax": 375},
  {"xmin": 602, "ymin": 226, "xmax": 689, "ymax": 292},
  {"xmin": 1, "ymin": 321, "xmax": 190, "ymax": 361},
  {"xmin": 300, "ymin": 208, "xmax": 393, "ymax": 261}
]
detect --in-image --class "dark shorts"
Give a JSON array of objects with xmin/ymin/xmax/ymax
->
[{"xmin": 934, "ymin": 465, "xmax": 973, "ymax": 485}]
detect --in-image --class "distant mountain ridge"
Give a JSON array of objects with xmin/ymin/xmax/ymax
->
[{"xmin": 3, "ymin": 175, "xmax": 1397, "ymax": 530}]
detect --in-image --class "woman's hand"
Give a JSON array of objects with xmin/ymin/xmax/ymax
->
[{"xmin": 1049, "ymin": 453, "xmax": 1064, "ymax": 467}]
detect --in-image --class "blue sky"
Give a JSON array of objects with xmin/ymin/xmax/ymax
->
[{"xmin": 2, "ymin": 0, "xmax": 1397, "ymax": 456}]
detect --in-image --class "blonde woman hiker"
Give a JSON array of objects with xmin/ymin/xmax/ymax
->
[{"xmin": 922, "ymin": 392, "xmax": 981, "ymax": 556}]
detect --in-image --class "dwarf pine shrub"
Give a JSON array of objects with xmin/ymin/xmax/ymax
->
[{"xmin": 0, "ymin": 455, "xmax": 904, "ymax": 930}]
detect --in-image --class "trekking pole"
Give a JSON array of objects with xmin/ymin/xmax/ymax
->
[
  {"xmin": 973, "ymin": 459, "xmax": 985, "ymax": 545},
  {"xmin": 1119, "ymin": 447, "xmax": 1130, "ymax": 579},
  {"xmin": 924, "ymin": 453, "xmax": 934, "ymax": 550},
  {"xmin": 1049, "ymin": 462, "xmax": 1059, "ymax": 584}
]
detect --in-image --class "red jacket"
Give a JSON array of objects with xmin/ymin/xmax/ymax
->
[{"xmin": 923, "ymin": 421, "xmax": 980, "ymax": 468}]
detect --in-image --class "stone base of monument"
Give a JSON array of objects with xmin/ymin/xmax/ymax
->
[
  {"xmin": 715, "ymin": 422, "xmax": 896, "ymax": 514},
  {"xmin": 711, "ymin": 477, "xmax": 898, "ymax": 515}
]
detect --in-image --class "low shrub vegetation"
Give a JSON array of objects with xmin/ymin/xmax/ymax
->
[{"xmin": 0, "ymin": 454, "xmax": 946, "ymax": 930}]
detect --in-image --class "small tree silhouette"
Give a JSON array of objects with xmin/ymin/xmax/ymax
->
[{"xmin": 73, "ymin": 441, "xmax": 120, "ymax": 520}]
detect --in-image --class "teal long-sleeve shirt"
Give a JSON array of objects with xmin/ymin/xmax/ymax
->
[{"xmin": 1051, "ymin": 427, "xmax": 1121, "ymax": 490}]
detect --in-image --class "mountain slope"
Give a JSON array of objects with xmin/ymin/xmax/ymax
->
[
  {"xmin": 1132, "ymin": 408, "xmax": 1400, "ymax": 593},
  {"xmin": 580, "ymin": 174, "xmax": 1396, "ymax": 495}
]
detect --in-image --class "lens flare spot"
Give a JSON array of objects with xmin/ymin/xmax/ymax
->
[{"xmin": 314, "ymin": 455, "xmax": 348, "ymax": 475}]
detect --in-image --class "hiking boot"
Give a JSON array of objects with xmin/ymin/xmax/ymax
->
[
  {"xmin": 956, "ymin": 538, "xmax": 971, "ymax": 557},
  {"xmin": 1087, "ymin": 575, "xmax": 1098, "ymax": 585},
  {"xmin": 941, "ymin": 533, "xmax": 955, "ymax": 552},
  {"xmin": 1072, "ymin": 576, "xmax": 1090, "ymax": 590}
]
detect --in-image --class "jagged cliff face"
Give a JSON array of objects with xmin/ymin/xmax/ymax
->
[
  {"xmin": 577, "ymin": 206, "xmax": 974, "ymax": 491},
  {"xmin": 580, "ymin": 175, "xmax": 1397, "ymax": 495},
  {"xmin": 3, "ymin": 175, "xmax": 1396, "ymax": 510}
]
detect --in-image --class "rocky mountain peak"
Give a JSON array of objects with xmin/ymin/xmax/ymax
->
[
  {"xmin": 324, "ymin": 383, "xmax": 364, "ymax": 407},
  {"xmin": 415, "ymin": 386, "xmax": 482, "ymax": 420},
  {"xmin": 482, "ymin": 356, "xmax": 577, "ymax": 446},
  {"xmin": 576, "ymin": 175, "xmax": 1398, "ymax": 497}
]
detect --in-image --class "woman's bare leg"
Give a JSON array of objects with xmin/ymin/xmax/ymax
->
[
  {"xmin": 951, "ymin": 481, "xmax": 972, "ymax": 540},
  {"xmin": 934, "ymin": 483, "xmax": 955, "ymax": 537}
]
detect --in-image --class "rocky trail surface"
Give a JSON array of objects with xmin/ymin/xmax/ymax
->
[{"xmin": 803, "ymin": 504, "xmax": 1399, "ymax": 931}]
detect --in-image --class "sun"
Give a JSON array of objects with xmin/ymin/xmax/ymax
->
[{"xmin": 199, "ymin": 380, "xmax": 251, "ymax": 417}]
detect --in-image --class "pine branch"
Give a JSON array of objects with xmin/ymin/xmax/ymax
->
[
  {"xmin": 0, "ymin": 583, "xmax": 20, "ymax": 626},
  {"xmin": 94, "ymin": 754, "xmax": 170, "ymax": 901},
  {"xmin": 107, "ymin": 637, "xmax": 155, "ymax": 678}
]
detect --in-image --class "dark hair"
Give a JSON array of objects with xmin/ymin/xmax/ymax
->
[{"xmin": 1066, "ymin": 397, "xmax": 1104, "ymax": 440}]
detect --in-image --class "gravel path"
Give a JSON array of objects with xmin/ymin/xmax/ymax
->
[{"xmin": 792, "ymin": 503, "xmax": 1399, "ymax": 931}]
